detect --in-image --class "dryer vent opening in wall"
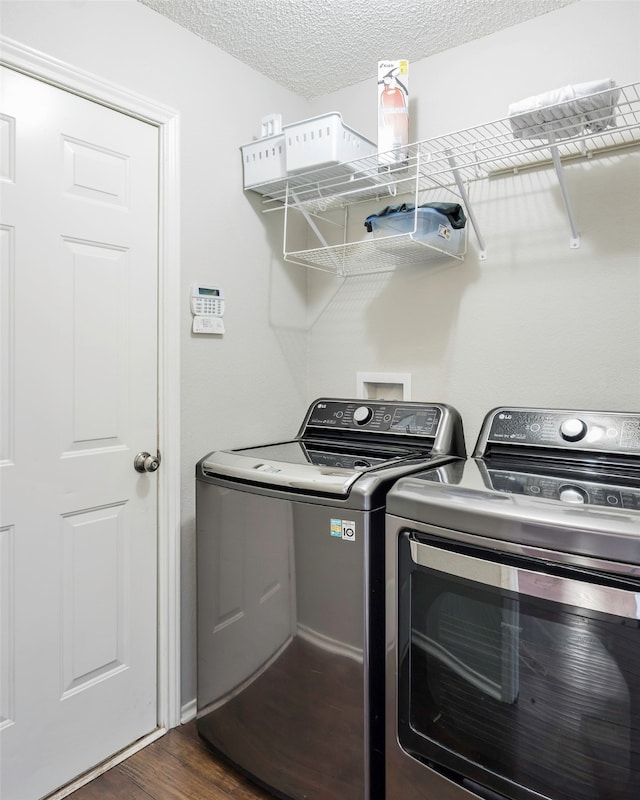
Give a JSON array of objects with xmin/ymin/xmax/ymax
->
[{"xmin": 357, "ymin": 372, "xmax": 411, "ymax": 401}]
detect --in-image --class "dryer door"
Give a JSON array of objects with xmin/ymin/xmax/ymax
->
[{"xmin": 395, "ymin": 529, "xmax": 640, "ymax": 800}]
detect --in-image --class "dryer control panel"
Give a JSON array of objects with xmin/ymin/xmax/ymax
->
[{"xmin": 478, "ymin": 408, "xmax": 640, "ymax": 456}]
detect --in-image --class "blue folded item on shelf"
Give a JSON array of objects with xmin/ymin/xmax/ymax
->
[
  {"xmin": 364, "ymin": 202, "xmax": 467, "ymax": 257},
  {"xmin": 364, "ymin": 202, "xmax": 466, "ymax": 233}
]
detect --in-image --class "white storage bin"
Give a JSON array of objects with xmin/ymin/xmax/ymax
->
[
  {"xmin": 240, "ymin": 133, "xmax": 286, "ymax": 189},
  {"xmin": 369, "ymin": 207, "xmax": 466, "ymax": 256},
  {"xmin": 284, "ymin": 113, "xmax": 376, "ymax": 173}
]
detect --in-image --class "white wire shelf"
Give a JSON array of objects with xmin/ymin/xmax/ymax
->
[
  {"xmin": 414, "ymin": 81, "xmax": 640, "ymax": 185},
  {"xmin": 284, "ymin": 233, "xmax": 466, "ymax": 277},
  {"xmin": 250, "ymin": 82, "xmax": 640, "ymax": 276}
]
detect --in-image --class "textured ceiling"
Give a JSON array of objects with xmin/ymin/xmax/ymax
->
[{"xmin": 137, "ymin": 0, "xmax": 577, "ymax": 99}]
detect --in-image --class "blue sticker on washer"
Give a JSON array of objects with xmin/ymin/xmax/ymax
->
[{"xmin": 330, "ymin": 519, "xmax": 356, "ymax": 541}]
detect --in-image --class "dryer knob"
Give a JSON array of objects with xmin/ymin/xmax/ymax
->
[
  {"xmin": 560, "ymin": 418, "xmax": 587, "ymax": 442},
  {"xmin": 353, "ymin": 406, "xmax": 373, "ymax": 425},
  {"xmin": 559, "ymin": 485, "xmax": 588, "ymax": 504}
]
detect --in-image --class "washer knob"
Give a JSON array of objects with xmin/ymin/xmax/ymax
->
[
  {"xmin": 559, "ymin": 418, "xmax": 587, "ymax": 442},
  {"xmin": 353, "ymin": 406, "xmax": 373, "ymax": 425}
]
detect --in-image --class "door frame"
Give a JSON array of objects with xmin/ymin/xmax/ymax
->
[{"xmin": 0, "ymin": 36, "xmax": 182, "ymax": 734}]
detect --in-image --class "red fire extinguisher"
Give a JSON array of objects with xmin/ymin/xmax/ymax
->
[{"xmin": 379, "ymin": 69, "xmax": 408, "ymax": 156}]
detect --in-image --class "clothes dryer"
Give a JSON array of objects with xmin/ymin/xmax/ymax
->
[{"xmin": 385, "ymin": 407, "xmax": 640, "ymax": 800}]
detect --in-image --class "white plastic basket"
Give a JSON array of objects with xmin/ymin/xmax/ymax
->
[
  {"xmin": 240, "ymin": 133, "xmax": 286, "ymax": 189},
  {"xmin": 284, "ymin": 113, "xmax": 376, "ymax": 173}
]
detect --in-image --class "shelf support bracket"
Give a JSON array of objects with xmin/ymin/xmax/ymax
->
[
  {"xmin": 284, "ymin": 188, "xmax": 344, "ymax": 275},
  {"xmin": 548, "ymin": 135, "xmax": 580, "ymax": 248},
  {"xmin": 447, "ymin": 152, "xmax": 487, "ymax": 260}
]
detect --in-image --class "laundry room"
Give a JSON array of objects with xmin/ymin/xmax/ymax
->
[{"xmin": 1, "ymin": 1, "xmax": 639, "ymax": 799}]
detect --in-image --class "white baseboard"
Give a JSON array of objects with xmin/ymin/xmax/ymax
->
[{"xmin": 180, "ymin": 697, "xmax": 197, "ymax": 724}]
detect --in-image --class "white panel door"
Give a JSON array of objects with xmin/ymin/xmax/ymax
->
[{"xmin": 0, "ymin": 66, "xmax": 159, "ymax": 800}]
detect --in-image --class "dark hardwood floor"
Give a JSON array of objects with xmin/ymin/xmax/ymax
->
[{"xmin": 67, "ymin": 721, "xmax": 277, "ymax": 800}]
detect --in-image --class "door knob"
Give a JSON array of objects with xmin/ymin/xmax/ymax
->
[{"xmin": 134, "ymin": 451, "xmax": 161, "ymax": 473}]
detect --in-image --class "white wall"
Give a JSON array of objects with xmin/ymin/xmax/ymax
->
[
  {"xmin": 307, "ymin": 0, "xmax": 640, "ymax": 449},
  {"xmin": 2, "ymin": 0, "xmax": 639, "ymax": 718},
  {"xmin": 0, "ymin": 0, "xmax": 310, "ymax": 709}
]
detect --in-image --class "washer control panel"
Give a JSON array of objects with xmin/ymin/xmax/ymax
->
[
  {"xmin": 304, "ymin": 399, "xmax": 442, "ymax": 438},
  {"xmin": 482, "ymin": 408, "xmax": 640, "ymax": 454}
]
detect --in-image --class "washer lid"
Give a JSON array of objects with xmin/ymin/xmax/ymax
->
[{"xmin": 200, "ymin": 439, "xmax": 424, "ymax": 495}]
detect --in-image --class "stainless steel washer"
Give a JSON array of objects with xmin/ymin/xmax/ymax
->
[
  {"xmin": 385, "ymin": 407, "xmax": 640, "ymax": 800},
  {"xmin": 196, "ymin": 398, "xmax": 466, "ymax": 800}
]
